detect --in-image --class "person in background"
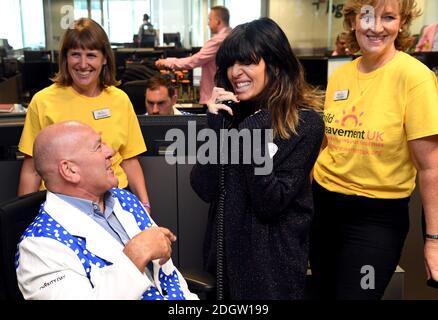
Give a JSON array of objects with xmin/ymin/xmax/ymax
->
[
  {"xmin": 155, "ymin": 6, "xmax": 232, "ymax": 105},
  {"xmin": 332, "ymin": 32, "xmax": 351, "ymax": 56},
  {"xmin": 145, "ymin": 75, "xmax": 191, "ymax": 115},
  {"xmin": 190, "ymin": 18, "xmax": 324, "ymax": 300},
  {"xmin": 310, "ymin": 0, "xmax": 438, "ymax": 300},
  {"xmin": 18, "ymin": 18, "xmax": 152, "ymax": 212},
  {"xmin": 16, "ymin": 121, "xmax": 198, "ymax": 300},
  {"xmin": 416, "ymin": 21, "xmax": 438, "ymax": 52},
  {"xmin": 137, "ymin": 13, "xmax": 158, "ymax": 48}
]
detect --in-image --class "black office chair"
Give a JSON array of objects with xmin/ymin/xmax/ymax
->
[
  {"xmin": 140, "ymin": 34, "xmax": 156, "ymax": 48},
  {"xmin": 0, "ymin": 190, "xmax": 214, "ymax": 300},
  {"xmin": 120, "ymin": 63, "xmax": 159, "ymax": 83},
  {"xmin": 0, "ymin": 191, "xmax": 46, "ymax": 300},
  {"xmin": 119, "ymin": 79, "xmax": 150, "ymax": 115}
]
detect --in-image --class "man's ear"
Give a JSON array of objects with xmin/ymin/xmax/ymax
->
[
  {"xmin": 171, "ymin": 94, "xmax": 178, "ymax": 106},
  {"xmin": 59, "ymin": 160, "xmax": 80, "ymax": 183}
]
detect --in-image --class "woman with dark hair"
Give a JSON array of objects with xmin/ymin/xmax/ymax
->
[
  {"xmin": 191, "ymin": 17, "xmax": 324, "ymax": 300},
  {"xmin": 310, "ymin": 0, "xmax": 438, "ymax": 299},
  {"xmin": 18, "ymin": 18, "xmax": 152, "ymax": 210}
]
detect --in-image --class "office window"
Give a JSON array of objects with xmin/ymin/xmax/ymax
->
[
  {"xmin": 0, "ymin": 0, "xmax": 45, "ymax": 50},
  {"xmin": 155, "ymin": 0, "xmax": 190, "ymax": 47},
  {"xmin": 0, "ymin": 0, "xmax": 22, "ymax": 49},
  {"xmin": 74, "ymin": 0, "xmax": 88, "ymax": 19},
  {"xmin": 103, "ymin": 0, "xmax": 152, "ymax": 44},
  {"xmin": 224, "ymin": 0, "xmax": 262, "ymax": 27},
  {"xmin": 21, "ymin": 0, "xmax": 46, "ymax": 49}
]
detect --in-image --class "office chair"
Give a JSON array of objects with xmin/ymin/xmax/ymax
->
[
  {"xmin": 119, "ymin": 79, "xmax": 149, "ymax": 115},
  {"xmin": 0, "ymin": 191, "xmax": 46, "ymax": 300},
  {"xmin": 0, "ymin": 190, "xmax": 214, "ymax": 300},
  {"xmin": 140, "ymin": 34, "xmax": 156, "ymax": 49}
]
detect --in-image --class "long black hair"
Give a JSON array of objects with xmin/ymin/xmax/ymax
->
[{"xmin": 215, "ymin": 17, "xmax": 322, "ymax": 139}]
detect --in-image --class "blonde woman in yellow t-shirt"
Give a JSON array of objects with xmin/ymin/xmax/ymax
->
[
  {"xmin": 310, "ymin": 0, "xmax": 438, "ymax": 299},
  {"xmin": 18, "ymin": 18, "xmax": 152, "ymax": 211}
]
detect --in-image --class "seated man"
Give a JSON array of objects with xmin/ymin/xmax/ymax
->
[
  {"xmin": 15, "ymin": 121, "xmax": 198, "ymax": 300},
  {"xmin": 145, "ymin": 75, "xmax": 191, "ymax": 115}
]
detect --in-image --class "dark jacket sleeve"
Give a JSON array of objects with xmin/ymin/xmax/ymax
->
[{"xmin": 240, "ymin": 109, "xmax": 324, "ymax": 221}]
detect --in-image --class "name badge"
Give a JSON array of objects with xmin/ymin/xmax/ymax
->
[
  {"xmin": 92, "ymin": 108, "xmax": 111, "ymax": 120},
  {"xmin": 268, "ymin": 142, "xmax": 278, "ymax": 159},
  {"xmin": 334, "ymin": 90, "xmax": 349, "ymax": 101}
]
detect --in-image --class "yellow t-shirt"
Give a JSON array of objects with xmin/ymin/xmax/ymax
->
[
  {"xmin": 314, "ymin": 52, "xmax": 438, "ymax": 199},
  {"xmin": 19, "ymin": 84, "xmax": 147, "ymax": 189}
]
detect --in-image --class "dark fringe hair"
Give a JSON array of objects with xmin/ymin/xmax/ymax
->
[{"xmin": 215, "ymin": 18, "xmax": 323, "ymax": 139}]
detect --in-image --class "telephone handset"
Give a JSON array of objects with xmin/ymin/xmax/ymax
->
[
  {"xmin": 427, "ymin": 278, "xmax": 438, "ymax": 289},
  {"xmin": 220, "ymin": 100, "xmax": 241, "ymax": 128},
  {"xmin": 221, "ymin": 100, "xmax": 238, "ymax": 128}
]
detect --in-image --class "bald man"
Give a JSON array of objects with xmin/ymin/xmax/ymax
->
[{"xmin": 15, "ymin": 121, "xmax": 198, "ymax": 300}]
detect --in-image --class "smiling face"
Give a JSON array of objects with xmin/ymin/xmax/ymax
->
[
  {"xmin": 72, "ymin": 127, "xmax": 118, "ymax": 194},
  {"xmin": 226, "ymin": 58, "xmax": 267, "ymax": 101},
  {"xmin": 67, "ymin": 48, "xmax": 107, "ymax": 97},
  {"xmin": 352, "ymin": 0, "xmax": 401, "ymax": 61}
]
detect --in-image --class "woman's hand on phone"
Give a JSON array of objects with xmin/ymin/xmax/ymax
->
[{"xmin": 207, "ymin": 87, "xmax": 239, "ymax": 116}]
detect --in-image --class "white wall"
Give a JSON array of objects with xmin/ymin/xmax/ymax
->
[
  {"xmin": 270, "ymin": 0, "xmax": 438, "ymax": 53},
  {"xmin": 412, "ymin": 0, "xmax": 438, "ymax": 35},
  {"xmin": 269, "ymin": 0, "xmax": 345, "ymax": 54}
]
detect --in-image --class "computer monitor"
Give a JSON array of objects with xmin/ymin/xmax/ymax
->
[
  {"xmin": 23, "ymin": 50, "xmax": 51, "ymax": 62},
  {"xmin": 140, "ymin": 34, "xmax": 156, "ymax": 48},
  {"xmin": 163, "ymin": 33, "xmax": 182, "ymax": 48},
  {"xmin": 138, "ymin": 114, "xmax": 207, "ymax": 157},
  {"xmin": 0, "ymin": 113, "xmax": 25, "ymax": 148}
]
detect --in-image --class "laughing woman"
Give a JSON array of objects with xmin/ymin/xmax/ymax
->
[
  {"xmin": 191, "ymin": 18, "xmax": 324, "ymax": 300},
  {"xmin": 18, "ymin": 18, "xmax": 152, "ymax": 210},
  {"xmin": 310, "ymin": 0, "xmax": 438, "ymax": 299}
]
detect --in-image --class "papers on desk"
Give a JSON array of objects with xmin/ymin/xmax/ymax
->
[
  {"xmin": 0, "ymin": 104, "xmax": 15, "ymax": 113},
  {"xmin": 0, "ymin": 104, "xmax": 26, "ymax": 113}
]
